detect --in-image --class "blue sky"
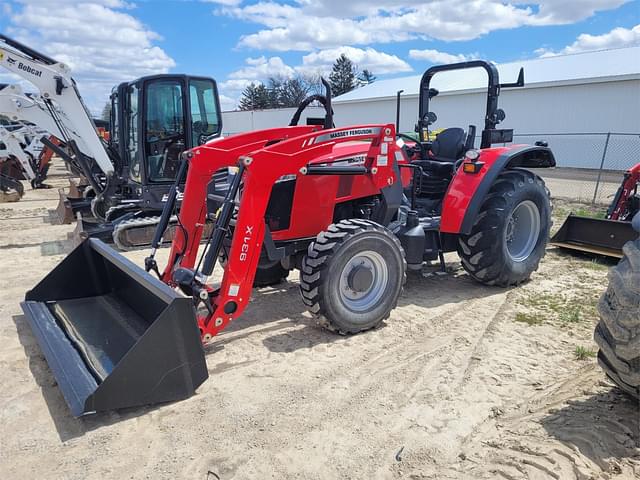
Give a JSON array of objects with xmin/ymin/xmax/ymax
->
[{"xmin": 1, "ymin": 0, "xmax": 638, "ymax": 114}]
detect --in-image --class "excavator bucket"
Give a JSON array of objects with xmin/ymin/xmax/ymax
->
[
  {"xmin": 54, "ymin": 188, "xmax": 93, "ymax": 225},
  {"xmin": 20, "ymin": 238, "xmax": 208, "ymax": 416},
  {"xmin": 67, "ymin": 178, "xmax": 85, "ymax": 199},
  {"xmin": 550, "ymin": 214, "xmax": 637, "ymax": 258}
]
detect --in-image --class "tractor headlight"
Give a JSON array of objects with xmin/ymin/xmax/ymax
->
[{"xmin": 465, "ymin": 149, "xmax": 480, "ymax": 161}]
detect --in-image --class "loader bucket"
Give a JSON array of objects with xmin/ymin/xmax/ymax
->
[
  {"xmin": 20, "ymin": 238, "xmax": 208, "ymax": 416},
  {"xmin": 550, "ymin": 214, "xmax": 637, "ymax": 258}
]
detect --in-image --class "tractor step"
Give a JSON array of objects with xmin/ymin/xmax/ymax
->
[{"xmin": 21, "ymin": 238, "xmax": 208, "ymax": 416}]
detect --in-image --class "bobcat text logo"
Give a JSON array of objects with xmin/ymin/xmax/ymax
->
[
  {"xmin": 161, "ymin": 191, "xmax": 184, "ymax": 202},
  {"xmin": 240, "ymin": 225, "xmax": 253, "ymax": 261},
  {"xmin": 17, "ymin": 62, "xmax": 42, "ymax": 77}
]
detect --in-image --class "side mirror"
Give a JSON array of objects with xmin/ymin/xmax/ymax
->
[
  {"xmin": 494, "ymin": 109, "xmax": 505, "ymax": 124},
  {"xmin": 426, "ymin": 111, "xmax": 437, "ymax": 125}
]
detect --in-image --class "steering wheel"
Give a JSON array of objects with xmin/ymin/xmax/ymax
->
[
  {"xmin": 192, "ymin": 120, "xmax": 211, "ymax": 145},
  {"xmin": 289, "ymin": 94, "xmax": 333, "ymax": 127}
]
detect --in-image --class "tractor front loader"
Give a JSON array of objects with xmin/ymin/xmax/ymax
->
[
  {"xmin": 22, "ymin": 60, "xmax": 556, "ymax": 416},
  {"xmin": 551, "ymin": 163, "xmax": 640, "ymax": 257}
]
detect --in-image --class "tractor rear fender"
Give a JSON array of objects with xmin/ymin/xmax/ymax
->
[{"xmin": 440, "ymin": 144, "xmax": 555, "ymax": 235}]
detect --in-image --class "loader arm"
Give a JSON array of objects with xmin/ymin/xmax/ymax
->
[
  {"xmin": 162, "ymin": 124, "xmax": 399, "ymax": 340},
  {"xmin": 608, "ymin": 163, "xmax": 640, "ymax": 221},
  {"xmin": 0, "ymin": 124, "xmax": 35, "ymax": 179},
  {"xmin": 0, "ymin": 35, "xmax": 114, "ymax": 176},
  {"xmin": 160, "ymin": 126, "xmax": 320, "ymax": 277}
]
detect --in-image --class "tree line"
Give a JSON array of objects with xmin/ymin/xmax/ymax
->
[{"xmin": 239, "ymin": 54, "xmax": 376, "ymax": 111}]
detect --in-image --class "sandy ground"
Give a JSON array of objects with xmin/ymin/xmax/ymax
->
[{"xmin": 0, "ymin": 162, "xmax": 638, "ymax": 479}]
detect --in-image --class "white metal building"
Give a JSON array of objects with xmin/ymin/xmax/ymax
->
[{"xmin": 222, "ymin": 47, "xmax": 640, "ymax": 169}]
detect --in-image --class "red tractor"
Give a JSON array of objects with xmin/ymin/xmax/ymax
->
[{"xmin": 22, "ymin": 61, "xmax": 556, "ymax": 416}]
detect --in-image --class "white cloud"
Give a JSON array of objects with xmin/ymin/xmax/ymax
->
[
  {"xmin": 2, "ymin": 1, "xmax": 175, "ymax": 114},
  {"xmin": 218, "ymin": 46, "xmax": 410, "ymax": 108},
  {"xmin": 218, "ymin": 93, "xmax": 238, "ymax": 111},
  {"xmin": 228, "ymin": 56, "xmax": 295, "ymax": 80},
  {"xmin": 300, "ymin": 47, "xmax": 411, "ymax": 75},
  {"xmin": 408, "ymin": 49, "xmax": 477, "ymax": 64},
  {"xmin": 536, "ymin": 23, "xmax": 640, "ymax": 57},
  {"xmin": 219, "ymin": 1, "xmax": 631, "ymax": 51}
]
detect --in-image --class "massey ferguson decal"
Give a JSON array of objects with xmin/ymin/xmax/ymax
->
[
  {"xmin": 313, "ymin": 127, "xmax": 381, "ymax": 145},
  {"xmin": 317, "ymin": 154, "xmax": 366, "ymax": 167}
]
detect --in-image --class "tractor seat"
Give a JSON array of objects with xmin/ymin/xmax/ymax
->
[{"xmin": 430, "ymin": 127, "xmax": 466, "ymax": 162}]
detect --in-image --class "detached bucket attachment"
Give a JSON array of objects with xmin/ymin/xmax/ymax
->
[
  {"xmin": 550, "ymin": 214, "xmax": 637, "ymax": 258},
  {"xmin": 67, "ymin": 178, "xmax": 87, "ymax": 199},
  {"xmin": 20, "ymin": 238, "xmax": 208, "ymax": 416},
  {"xmin": 55, "ymin": 188, "xmax": 92, "ymax": 225},
  {"xmin": 67, "ymin": 213, "xmax": 115, "ymax": 248}
]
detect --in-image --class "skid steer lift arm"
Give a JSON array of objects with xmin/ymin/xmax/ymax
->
[
  {"xmin": 0, "ymin": 34, "xmax": 113, "ymax": 178},
  {"xmin": 158, "ymin": 124, "xmax": 399, "ymax": 341}
]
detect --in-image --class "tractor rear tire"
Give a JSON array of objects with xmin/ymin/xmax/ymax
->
[
  {"xmin": 594, "ymin": 239, "xmax": 640, "ymax": 399},
  {"xmin": 458, "ymin": 169, "xmax": 551, "ymax": 286},
  {"xmin": 300, "ymin": 219, "xmax": 406, "ymax": 334}
]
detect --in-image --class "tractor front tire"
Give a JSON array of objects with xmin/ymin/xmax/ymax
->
[
  {"xmin": 594, "ymin": 238, "xmax": 640, "ymax": 399},
  {"xmin": 300, "ymin": 219, "xmax": 406, "ymax": 334},
  {"xmin": 458, "ymin": 169, "xmax": 551, "ymax": 286}
]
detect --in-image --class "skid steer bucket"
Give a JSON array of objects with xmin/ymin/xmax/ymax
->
[
  {"xmin": 20, "ymin": 238, "xmax": 208, "ymax": 416},
  {"xmin": 550, "ymin": 214, "xmax": 637, "ymax": 258}
]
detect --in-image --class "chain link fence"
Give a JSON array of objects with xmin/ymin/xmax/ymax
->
[{"xmin": 495, "ymin": 133, "xmax": 640, "ymax": 204}]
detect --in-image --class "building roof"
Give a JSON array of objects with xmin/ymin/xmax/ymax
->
[{"xmin": 334, "ymin": 46, "xmax": 640, "ymax": 103}]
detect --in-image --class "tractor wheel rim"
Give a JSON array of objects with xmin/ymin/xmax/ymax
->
[
  {"xmin": 338, "ymin": 250, "xmax": 389, "ymax": 313},
  {"xmin": 505, "ymin": 200, "xmax": 541, "ymax": 262}
]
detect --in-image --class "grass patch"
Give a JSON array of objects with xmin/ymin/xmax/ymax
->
[
  {"xmin": 574, "ymin": 345, "xmax": 596, "ymax": 360},
  {"xmin": 519, "ymin": 293, "xmax": 566, "ymax": 314},
  {"xmin": 572, "ymin": 207, "xmax": 606, "ymax": 219},
  {"xmin": 515, "ymin": 312, "xmax": 543, "ymax": 326},
  {"xmin": 559, "ymin": 306, "xmax": 581, "ymax": 324},
  {"xmin": 584, "ymin": 259, "xmax": 610, "ymax": 272}
]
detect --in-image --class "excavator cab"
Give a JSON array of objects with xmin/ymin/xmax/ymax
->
[{"xmin": 102, "ymin": 74, "xmax": 222, "ymax": 215}]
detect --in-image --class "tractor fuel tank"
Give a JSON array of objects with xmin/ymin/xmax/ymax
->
[{"xmin": 20, "ymin": 238, "xmax": 208, "ymax": 416}]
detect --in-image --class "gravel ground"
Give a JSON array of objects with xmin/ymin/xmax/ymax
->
[{"xmin": 0, "ymin": 162, "xmax": 638, "ymax": 479}]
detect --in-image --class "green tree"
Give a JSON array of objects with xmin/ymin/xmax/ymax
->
[
  {"xmin": 329, "ymin": 54, "xmax": 357, "ymax": 97},
  {"xmin": 357, "ymin": 69, "xmax": 376, "ymax": 86},
  {"xmin": 238, "ymin": 83, "xmax": 271, "ymax": 110},
  {"xmin": 272, "ymin": 76, "xmax": 313, "ymax": 107}
]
